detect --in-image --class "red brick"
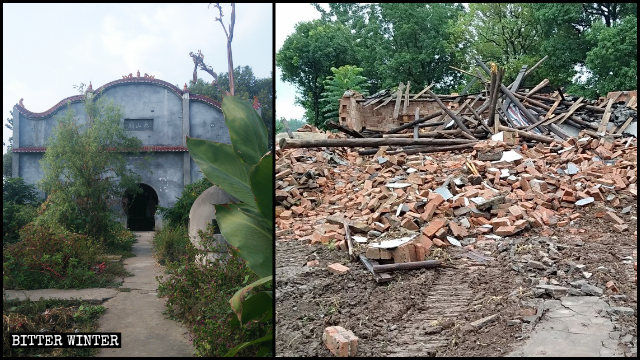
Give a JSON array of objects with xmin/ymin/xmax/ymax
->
[
  {"xmin": 508, "ymin": 205, "xmax": 524, "ymax": 219},
  {"xmin": 432, "ymin": 238, "xmax": 448, "ymax": 247},
  {"xmin": 327, "ymin": 263, "xmax": 350, "ymax": 275},
  {"xmin": 423, "ymin": 218, "xmax": 447, "ymax": 237},
  {"xmin": 449, "ymin": 221, "xmax": 468, "ymax": 238},
  {"xmin": 280, "ymin": 210, "xmax": 293, "ymax": 220},
  {"xmin": 414, "ymin": 243, "xmax": 426, "ymax": 261},
  {"xmin": 605, "ymin": 211, "xmax": 625, "ymax": 225},
  {"xmin": 401, "ymin": 218, "xmax": 419, "ymax": 231},
  {"xmin": 307, "ymin": 260, "xmax": 320, "ymax": 267},
  {"xmin": 323, "ymin": 326, "xmax": 358, "ymax": 357},
  {"xmin": 419, "ymin": 235, "xmax": 433, "ymax": 256},
  {"xmin": 495, "ymin": 225, "xmax": 519, "ymax": 236},
  {"xmin": 613, "ymin": 224, "xmax": 628, "ymax": 232},
  {"xmin": 491, "ymin": 217, "xmax": 511, "ymax": 228}
]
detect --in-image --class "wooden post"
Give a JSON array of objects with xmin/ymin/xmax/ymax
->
[
  {"xmin": 413, "ymin": 107, "xmax": 420, "ymax": 139},
  {"xmin": 425, "ymin": 89, "xmax": 476, "ymax": 139}
]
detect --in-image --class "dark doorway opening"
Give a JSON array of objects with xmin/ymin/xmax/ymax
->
[{"xmin": 123, "ymin": 183, "xmax": 158, "ymax": 231}]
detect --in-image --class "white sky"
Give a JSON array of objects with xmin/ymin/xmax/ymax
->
[
  {"xmin": 275, "ymin": 3, "xmax": 325, "ymax": 122},
  {"xmin": 3, "ymin": 3, "xmax": 273, "ymax": 154}
]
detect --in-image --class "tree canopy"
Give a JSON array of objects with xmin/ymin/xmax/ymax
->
[{"xmin": 277, "ymin": 3, "xmax": 637, "ymax": 124}]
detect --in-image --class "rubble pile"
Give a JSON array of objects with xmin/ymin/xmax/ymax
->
[{"xmin": 276, "ymin": 128, "xmax": 637, "ymax": 266}]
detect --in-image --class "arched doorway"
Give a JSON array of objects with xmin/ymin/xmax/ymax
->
[{"xmin": 123, "ymin": 183, "xmax": 158, "ymax": 231}]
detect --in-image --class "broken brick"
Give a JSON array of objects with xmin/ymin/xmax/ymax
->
[
  {"xmin": 328, "ymin": 263, "xmax": 350, "ymax": 275},
  {"xmin": 323, "ymin": 326, "xmax": 358, "ymax": 357}
]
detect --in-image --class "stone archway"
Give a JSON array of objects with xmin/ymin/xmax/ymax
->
[
  {"xmin": 123, "ymin": 183, "xmax": 159, "ymax": 231},
  {"xmin": 188, "ymin": 185, "xmax": 235, "ymax": 265}
]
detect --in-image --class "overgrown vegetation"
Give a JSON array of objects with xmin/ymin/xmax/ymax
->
[
  {"xmin": 3, "ymin": 93, "xmax": 138, "ymax": 292},
  {"xmin": 3, "ymin": 223, "xmax": 129, "ymax": 290},
  {"xmin": 157, "ymin": 177, "xmax": 213, "ymax": 228},
  {"xmin": 155, "ymin": 223, "xmax": 265, "ymax": 356},
  {"xmin": 153, "ymin": 224, "xmax": 192, "ymax": 265},
  {"xmin": 319, "ymin": 65, "xmax": 368, "ymax": 128},
  {"xmin": 3, "ymin": 177, "xmax": 40, "ymax": 245},
  {"xmin": 277, "ymin": 3, "xmax": 638, "ymax": 126},
  {"xmin": 39, "ymin": 94, "xmax": 144, "ymax": 244},
  {"xmin": 3, "ymin": 299, "xmax": 105, "ymax": 357}
]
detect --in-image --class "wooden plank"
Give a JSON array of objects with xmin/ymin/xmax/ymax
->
[
  {"xmin": 279, "ymin": 137, "xmax": 478, "ymax": 149},
  {"xmin": 281, "ymin": 119, "xmax": 294, "ymax": 139},
  {"xmin": 543, "ymin": 97, "xmax": 562, "ymax": 120},
  {"xmin": 597, "ymin": 98, "xmax": 614, "ymax": 134},
  {"xmin": 615, "ymin": 117, "xmax": 634, "ymax": 135},
  {"xmin": 411, "ymin": 83, "xmax": 434, "ymax": 100},
  {"xmin": 373, "ymin": 95, "xmax": 394, "ymax": 110},
  {"xmin": 413, "ymin": 107, "xmax": 420, "ymax": 139},
  {"xmin": 392, "ymin": 83, "xmax": 404, "ymax": 120},
  {"xmin": 524, "ymin": 78, "xmax": 549, "ymax": 99},
  {"xmin": 425, "ymin": 89, "xmax": 476, "ymax": 139},
  {"xmin": 402, "ymin": 81, "xmax": 411, "ymax": 115},
  {"xmin": 555, "ymin": 97, "xmax": 583, "ymax": 125},
  {"xmin": 626, "ymin": 96, "xmax": 636, "ymax": 108}
]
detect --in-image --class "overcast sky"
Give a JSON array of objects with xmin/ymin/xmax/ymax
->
[
  {"xmin": 2, "ymin": 3, "xmax": 272, "ymax": 154},
  {"xmin": 275, "ymin": 3, "xmax": 325, "ymax": 122}
]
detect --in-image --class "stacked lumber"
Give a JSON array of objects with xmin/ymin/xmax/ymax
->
[{"xmin": 281, "ymin": 57, "xmax": 636, "ymax": 152}]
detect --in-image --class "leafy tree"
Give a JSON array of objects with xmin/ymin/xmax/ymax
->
[
  {"xmin": 575, "ymin": 16, "xmax": 637, "ymax": 96},
  {"xmin": 319, "ymin": 65, "xmax": 368, "ymax": 128},
  {"xmin": 189, "ymin": 66, "xmax": 273, "ymax": 149},
  {"xmin": 157, "ymin": 177, "xmax": 213, "ymax": 228},
  {"xmin": 4, "ymin": 117, "xmax": 15, "ymax": 178},
  {"xmin": 3, "ymin": 177, "xmax": 40, "ymax": 245},
  {"xmin": 277, "ymin": 19, "xmax": 359, "ymax": 126},
  {"xmin": 38, "ymin": 95, "xmax": 143, "ymax": 243}
]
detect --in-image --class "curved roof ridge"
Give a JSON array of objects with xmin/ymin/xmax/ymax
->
[{"xmin": 14, "ymin": 76, "xmax": 224, "ymax": 118}]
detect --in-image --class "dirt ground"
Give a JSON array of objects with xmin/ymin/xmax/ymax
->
[{"xmin": 276, "ymin": 201, "xmax": 637, "ymax": 357}]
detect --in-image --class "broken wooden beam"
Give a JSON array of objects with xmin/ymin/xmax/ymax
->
[
  {"xmin": 497, "ymin": 125, "xmax": 555, "ymax": 144},
  {"xmin": 279, "ymin": 137, "xmax": 477, "ymax": 149},
  {"xmin": 371, "ymin": 259, "xmax": 441, "ymax": 273},
  {"xmin": 326, "ymin": 121, "xmax": 364, "ymax": 138},
  {"xmin": 359, "ymin": 255, "xmax": 393, "ymax": 283},
  {"xmin": 385, "ymin": 111, "xmax": 444, "ymax": 134},
  {"xmin": 358, "ymin": 142, "xmax": 478, "ymax": 156},
  {"xmin": 425, "ymin": 88, "xmax": 476, "ymax": 139}
]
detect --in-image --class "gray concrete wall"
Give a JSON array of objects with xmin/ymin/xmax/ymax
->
[{"xmin": 11, "ymin": 79, "xmax": 229, "ymax": 230}]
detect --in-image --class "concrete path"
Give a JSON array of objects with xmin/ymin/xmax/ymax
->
[
  {"xmin": 508, "ymin": 296, "xmax": 624, "ymax": 357},
  {"xmin": 96, "ymin": 231, "xmax": 194, "ymax": 357}
]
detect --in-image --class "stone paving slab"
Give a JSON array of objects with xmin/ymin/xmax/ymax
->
[
  {"xmin": 4, "ymin": 288, "xmax": 119, "ymax": 303},
  {"xmin": 508, "ymin": 296, "xmax": 623, "ymax": 357},
  {"xmin": 96, "ymin": 231, "xmax": 194, "ymax": 357}
]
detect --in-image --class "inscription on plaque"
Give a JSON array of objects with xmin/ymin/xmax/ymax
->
[{"xmin": 124, "ymin": 119, "xmax": 153, "ymax": 131}]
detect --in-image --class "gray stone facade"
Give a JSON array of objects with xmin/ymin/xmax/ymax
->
[{"xmin": 11, "ymin": 76, "xmax": 229, "ymax": 230}]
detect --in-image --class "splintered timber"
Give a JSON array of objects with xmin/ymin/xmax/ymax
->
[{"xmin": 11, "ymin": 333, "xmax": 121, "ymax": 348}]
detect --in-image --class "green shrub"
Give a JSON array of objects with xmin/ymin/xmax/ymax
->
[
  {"xmin": 3, "ymin": 223, "xmax": 115, "ymax": 290},
  {"xmin": 157, "ymin": 244, "xmax": 263, "ymax": 357},
  {"xmin": 157, "ymin": 177, "xmax": 212, "ymax": 228},
  {"xmin": 153, "ymin": 225, "xmax": 193, "ymax": 265},
  {"xmin": 103, "ymin": 222, "xmax": 136, "ymax": 256},
  {"xmin": 3, "ymin": 177, "xmax": 40, "ymax": 246}
]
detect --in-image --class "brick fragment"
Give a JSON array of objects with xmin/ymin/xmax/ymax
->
[
  {"xmin": 328, "ymin": 263, "xmax": 350, "ymax": 275},
  {"xmin": 423, "ymin": 218, "xmax": 447, "ymax": 237},
  {"xmin": 323, "ymin": 326, "xmax": 358, "ymax": 357},
  {"xmin": 605, "ymin": 211, "xmax": 625, "ymax": 225},
  {"xmin": 307, "ymin": 260, "xmax": 320, "ymax": 267}
]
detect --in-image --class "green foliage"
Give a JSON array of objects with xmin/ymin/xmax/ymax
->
[
  {"xmin": 156, "ymin": 225, "xmax": 264, "ymax": 357},
  {"xmin": 189, "ymin": 66, "xmax": 274, "ymax": 149},
  {"xmin": 39, "ymin": 95, "xmax": 143, "ymax": 243},
  {"xmin": 277, "ymin": 19, "xmax": 359, "ymax": 126},
  {"xmin": 153, "ymin": 224, "xmax": 193, "ymax": 265},
  {"xmin": 3, "ymin": 223, "xmax": 110, "ymax": 290},
  {"xmin": 186, "ymin": 96, "xmax": 272, "ymax": 356},
  {"xmin": 319, "ymin": 65, "xmax": 368, "ymax": 128},
  {"xmin": 157, "ymin": 177, "xmax": 213, "ymax": 228},
  {"xmin": 275, "ymin": 118, "xmax": 306, "ymax": 134},
  {"xmin": 3, "ymin": 177, "xmax": 40, "ymax": 245},
  {"xmin": 3, "ymin": 299, "xmax": 104, "ymax": 357},
  {"xmin": 578, "ymin": 17, "xmax": 637, "ymax": 96}
]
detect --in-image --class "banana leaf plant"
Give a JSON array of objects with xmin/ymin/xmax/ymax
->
[{"xmin": 186, "ymin": 96, "xmax": 272, "ymax": 356}]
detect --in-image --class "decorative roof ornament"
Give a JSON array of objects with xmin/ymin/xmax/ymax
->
[
  {"xmin": 183, "ymin": 83, "xmax": 189, "ymax": 92},
  {"xmin": 87, "ymin": 81, "xmax": 93, "ymax": 92},
  {"xmin": 137, "ymin": 70, "xmax": 140, "ymax": 77},
  {"xmin": 19, "ymin": 98, "xmax": 24, "ymax": 107},
  {"xmin": 252, "ymin": 95, "xmax": 261, "ymax": 110}
]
